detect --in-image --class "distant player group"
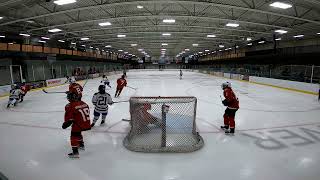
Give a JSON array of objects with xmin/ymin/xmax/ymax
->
[
  {"xmin": 62, "ymin": 74, "xmax": 128, "ymax": 158},
  {"xmin": 6, "ymin": 70, "xmax": 241, "ymax": 158},
  {"xmin": 7, "ymin": 83, "xmax": 30, "ymax": 108}
]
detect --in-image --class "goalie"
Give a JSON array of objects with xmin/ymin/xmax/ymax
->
[{"xmin": 131, "ymin": 103, "xmax": 163, "ymax": 133}]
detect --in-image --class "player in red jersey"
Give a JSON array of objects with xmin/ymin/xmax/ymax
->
[
  {"xmin": 68, "ymin": 83, "xmax": 83, "ymax": 100},
  {"xmin": 19, "ymin": 83, "xmax": 30, "ymax": 102},
  {"xmin": 115, "ymin": 75, "xmax": 127, "ymax": 97},
  {"xmin": 62, "ymin": 92, "xmax": 91, "ymax": 158},
  {"xmin": 220, "ymin": 82, "xmax": 239, "ymax": 135}
]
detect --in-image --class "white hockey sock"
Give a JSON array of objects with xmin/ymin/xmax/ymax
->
[
  {"xmin": 93, "ymin": 116, "xmax": 99, "ymax": 124},
  {"xmin": 101, "ymin": 115, "xmax": 107, "ymax": 121}
]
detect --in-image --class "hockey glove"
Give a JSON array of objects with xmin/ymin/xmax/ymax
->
[
  {"xmin": 222, "ymin": 99, "xmax": 229, "ymax": 106},
  {"xmin": 62, "ymin": 120, "xmax": 73, "ymax": 129}
]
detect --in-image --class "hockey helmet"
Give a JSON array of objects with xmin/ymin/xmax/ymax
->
[
  {"xmin": 221, "ymin": 82, "xmax": 231, "ymax": 89},
  {"xmin": 67, "ymin": 92, "xmax": 80, "ymax": 102},
  {"xmin": 98, "ymin": 85, "xmax": 106, "ymax": 94}
]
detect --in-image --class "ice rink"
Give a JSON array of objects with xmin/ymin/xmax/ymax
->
[{"xmin": 1, "ymin": 70, "xmax": 320, "ymax": 180}]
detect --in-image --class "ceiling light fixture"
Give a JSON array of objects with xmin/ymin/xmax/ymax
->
[
  {"xmin": 99, "ymin": 22, "xmax": 111, "ymax": 26},
  {"xmin": 247, "ymin": 43, "xmax": 253, "ymax": 46},
  {"xmin": 0, "ymin": 17, "xmax": 3, "ymax": 20},
  {"xmin": 294, "ymin": 34, "xmax": 304, "ymax": 38},
  {"xmin": 41, "ymin": 37, "xmax": 50, "ymax": 40},
  {"xmin": 275, "ymin": 38, "xmax": 282, "ymax": 41},
  {"xmin": 269, "ymin": 2, "xmax": 292, "ymax": 9},
  {"xmin": 162, "ymin": 33, "xmax": 171, "ymax": 36},
  {"xmin": 58, "ymin": 40, "xmax": 65, "ymax": 42},
  {"xmin": 38, "ymin": 40, "xmax": 46, "ymax": 43},
  {"xmin": 48, "ymin": 28, "xmax": 62, "ymax": 33},
  {"xmin": 131, "ymin": 44, "xmax": 138, "ymax": 47},
  {"xmin": 161, "ymin": 43, "xmax": 168, "ymax": 46},
  {"xmin": 71, "ymin": 42, "xmax": 76, "ymax": 45},
  {"xmin": 205, "ymin": 49, "xmax": 210, "ymax": 52},
  {"xmin": 81, "ymin": 37, "xmax": 89, "ymax": 40},
  {"xmin": 105, "ymin": 45, "xmax": 111, "ymax": 48},
  {"xmin": 275, "ymin": 29, "xmax": 288, "ymax": 34},
  {"xmin": 117, "ymin": 34, "xmax": 126, "ymax": 38},
  {"xmin": 19, "ymin": 33, "xmax": 30, "ymax": 37},
  {"xmin": 137, "ymin": 5, "xmax": 144, "ymax": 9},
  {"xmin": 258, "ymin": 41, "xmax": 265, "ymax": 44},
  {"xmin": 163, "ymin": 19, "xmax": 175, "ymax": 23},
  {"xmin": 207, "ymin": 35, "xmax": 216, "ymax": 38},
  {"xmin": 192, "ymin": 44, "xmax": 199, "ymax": 47},
  {"xmin": 219, "ymin": 45, "xmax": 225, "ymax": 48},
  {"xmin": 246, "ymin": 37, "xmax": 252, "ymax": 41},
  {"xmin": 226, "ymin": 23, "xmax": 239, "ymax": 27},
  {"xmin": 0, "ymin": 35, "xmax": 5, "ymax": 38},
  {"xmin": 54, "ymin": 0, "xmax": 77, "ymax": 5}
]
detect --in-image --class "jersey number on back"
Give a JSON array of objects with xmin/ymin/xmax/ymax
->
[
  {"xmin": 78, "ymin": 107, "xmax": 90, "ymax": 121},
  {"xmin": 97, "ymin": 96, "xmax": 108, "ymax": 106}
]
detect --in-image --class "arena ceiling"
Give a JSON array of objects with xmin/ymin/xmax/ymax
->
[{"xmin": 0, "ymin": 0, "xmax": 319, "ymax": 58}]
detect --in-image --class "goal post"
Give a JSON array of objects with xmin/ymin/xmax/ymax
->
[{"xmin": 123, "ymin": 96, "xmax": 204, "ymax": 153}]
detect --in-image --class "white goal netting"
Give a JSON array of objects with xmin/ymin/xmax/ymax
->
[{"xmin": 123, "ymin": 96, "xmax": 204, "ymax": 153}]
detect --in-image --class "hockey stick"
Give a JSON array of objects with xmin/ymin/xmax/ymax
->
[
  {"xmin": 82, "ymin": 74, "xmax": 91, "ymax": 88},
  {"xmin": 42, "ymin": 89, "xmax": 66, "ymax": 94},
  {"xmin": 122, "ymin": 119, "xmax": 131, "ymax": 122},
  {"xmin": 113, "ymin": 100, "xmax": 129, "ymax": 104},
  {"xmin": 126, "ymin": 86, "xmax": 137, "ymax": 90}
]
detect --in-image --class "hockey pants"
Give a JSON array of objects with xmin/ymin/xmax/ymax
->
[
  {"xmin": 223, "ymin": 108, "xmax": 238, "ymax": 129},
  {"xmin": 70, "ymin": 131, "xmax": 84, "ymax": 148},
  {"xmin": 93, "ymin": 111, "xmax": 107, "ymax": 124}
]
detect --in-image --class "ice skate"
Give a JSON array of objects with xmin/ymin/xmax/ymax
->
[
  {"xmin": 100, "ymin": 120, "xmax": 105, "ymax": 126},
  {"xmin": 225, "ymin": 128, "xmax": 235, "ymax": 136},
  {"xmin": 68, "ymin": 152, "xmax": 79, "ymax": 158},
  {"xmin": 221, "ymin": 125, "xmax": 229, "ymax": 130}
]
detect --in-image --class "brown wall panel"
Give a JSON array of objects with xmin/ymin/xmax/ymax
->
[
  {"xmin": 8, "ymin": 44, "xmax": 21, "ymax": 51},
  {"xmin": 60, "ymin": 49, "xmax": 67, "ymax": 54},
  {"xmin": 33, "ymin": 46, "xmax": 43, "ymax": 53},
  {"xmin": 51, "ymin": 48, "xmax": 59, "ymax": 54},
  {"xmin": 67, "ymin": 50, "xmax": 73, "ymax": 55},
  {"xmin": 43, "ymin": 47, "xmax": 52, "ymax": 53},
  {"xmin": 22, "ymin": 45, "xmax": 33, "ymax": 52},
  {"xmin": 0, "ymin": 43, "xmax": 7, "ymax": 51}
]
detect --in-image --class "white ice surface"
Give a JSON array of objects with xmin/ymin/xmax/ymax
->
[{"xmin": 0, "ymin": 70, "xmax": 320, "ymax": 180}]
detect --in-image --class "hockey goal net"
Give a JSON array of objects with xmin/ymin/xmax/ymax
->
[{"xmin": 123, "ymin": 96, "xmax": 204, "ymax": 153}]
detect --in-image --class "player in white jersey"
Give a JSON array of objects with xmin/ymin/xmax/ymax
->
[
  {"xmin": 7, "ymin": 85, "xmax": 22, "ymax": 108},
  {"xmin": 101, "ymin": 75, "xmax": 111, "ymax": 88},
  {"xmin": 65, "ymin": 76, "xmax": 76, "ymax": 84},
  {"xmin": 91, "ymin": 85, "xmax": 113, "ymax": 127}
]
